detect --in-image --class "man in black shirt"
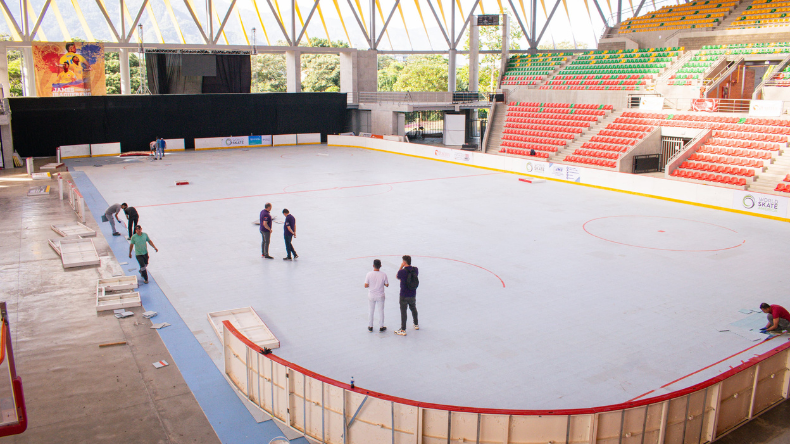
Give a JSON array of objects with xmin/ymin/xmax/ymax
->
[{"xmin": 121, "ymin": 203, "xmax": 139, "ymax": 239}]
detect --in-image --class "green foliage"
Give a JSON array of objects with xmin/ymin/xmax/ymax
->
[
  {"xmin": 377, "ymin": 56, "xmax": 404, "ymax": 91},
  {"xmin": 252, "ymin": 53, "xmax": 286, "ymax": 92},
  {"xmin": 392, "ymin": 55, "xmax": 449, "ymax": 91},
  {"xmin": 300, "ymin": 37, "xmax": 349, "ymax": 92},
  {"xmin": 104, "ymin": 52, "xmax": 146, "ymax": 94},
  {"xmin": 7, "ymin": 50, "xmax": 22, "ymax": 97}
]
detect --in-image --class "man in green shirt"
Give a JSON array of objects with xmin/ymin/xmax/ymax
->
[{"xmin": 128, "ymin": 225, "xmax": 158, "ymax": 284}]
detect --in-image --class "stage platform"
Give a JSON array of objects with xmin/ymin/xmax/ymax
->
[{"xmin": 67, "ymin": 144, "xmax": 790, "ymax": 414}]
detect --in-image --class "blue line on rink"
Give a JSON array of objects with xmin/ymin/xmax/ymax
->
[{"xmin": 70, "ymin": 169, "xmax": 291, "ymax": 444}]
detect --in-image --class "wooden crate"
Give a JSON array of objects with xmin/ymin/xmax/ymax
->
[
  {"xmin": 96, "ymin": 289, "xmax": 141, "ymax": 312},
  {"xmin": 207, "ymin": 307, "xmax": 280, "ymax": 349},
  {"xmin": 97, "ymin": 276, "xmax": 138, "ymax": 293},
  {"xmin": 51, "ymin": 222, "xmax": 96, "ymax": 238},
  {"xmin": 59, "ymin": 238, "xmax": 100, "ymax": 268}
]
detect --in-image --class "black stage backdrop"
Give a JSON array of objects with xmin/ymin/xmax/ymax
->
[{"xmin": 9, "ymin": 93, "xmax": 347, "ymax": 157}]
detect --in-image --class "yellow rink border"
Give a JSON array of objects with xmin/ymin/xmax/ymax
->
[{"xmin": 330, "ymin": 143, "xmax": 790, "ymax": 224}]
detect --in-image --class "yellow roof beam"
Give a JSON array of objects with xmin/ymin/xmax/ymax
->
[
  {"xmin": 146, "ymin": 1, "xmax": 165, "ymax": 43},
  {"xmin": 251, "ymin": 0, "xmax": 272, "ymax": 45},
  {"xmin": 163, "ymin": 0, "xmax": 186, "ymax": 43},
  {"xmin": 70, "ymin": 0, "xmax": 95, "ymax": 41}
]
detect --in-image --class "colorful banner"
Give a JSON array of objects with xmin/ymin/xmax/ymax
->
[
  {"xmin": 33, "ymin": 42, "xmax": 105, "ymax": 97},
  {"xmin": 691, "ymin": 98, "xmax": 719, "ymax": 112}
]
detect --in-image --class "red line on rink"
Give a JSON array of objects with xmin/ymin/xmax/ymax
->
[
  {"xmin": 627, "ymin": 335, "xmax": 780, "ymax": 402},
  {"xmin": 347, "ymin": 254, "xmax": 506, "ymax": 288},
  {"xmin": 136, "ymin": 172, "xmax": 500, "ymax": 208}
]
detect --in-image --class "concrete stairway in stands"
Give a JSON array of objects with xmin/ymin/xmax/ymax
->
[
  {"xmin": 747, "ymin": 149, "xmax": 790, "ymax": 195},
  {"xmin": 717, "ymin": 0, "xmax": 753, "ymax": 28},
  {"xmin": 550, "ymin": 109, "xmax": 624, "ymax": 162},
  {"xmin": 484, "ymin": 103, "xmax": 507, "ymax": 154}
]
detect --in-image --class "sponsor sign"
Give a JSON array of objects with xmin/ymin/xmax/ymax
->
[
  {"xmin": 224, "ymin": 136, "xmax": 247, "ymax": 147},
  {"xmin": 33, "ymin": 42, "xmax": 105, "ymax": 97},
  {"xmin": 260, "ymin": 135, "xmax": 273, "ymax": 146},
  {"xmin": 566, "ymin": 166, "xmax": 582, "ymax": 182},
  {"xmin": 691, "ymin": 99, "xmax": 719, "ymax": 112},
  {"xmin": 548, "ymin": 163, "xmax": 566, "ymax": 179},
  {"xmin": 433, "ymin": 148, "xmax": 473, "ymax": 162},
  {"xmin": 749, "ymin": 100, "xmax": 783, "ymax": 117},
  {"xmin": 248, "ymin": 135, "xmax": 262, "ymax": 145},
  {"xmin": 524, "ymin": 160, "xmax": 548, "ymax": 176},
  {"xmin": 639, "ymin": 96, "xmax": 664, "ymax": 111},
  {"xmin": 733, "ymin": 190, "xmax": 788, "ymax": 217}
]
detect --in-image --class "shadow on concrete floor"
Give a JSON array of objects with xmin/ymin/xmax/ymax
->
[{"xmin": 717, "ymin": 399, "xmax": 790, "ymax": 444}]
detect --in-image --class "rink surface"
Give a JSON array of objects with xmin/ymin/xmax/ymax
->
[{"xmin": 70, "ymin": 144, "xmax": 790, "ymax": 410}]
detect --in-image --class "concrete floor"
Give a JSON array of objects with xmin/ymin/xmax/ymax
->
[{"xmin": 0, "ymin": 165, "xmax": 219, "ymax": 443}]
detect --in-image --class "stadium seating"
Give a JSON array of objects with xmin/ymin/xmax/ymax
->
[
  {"xmin": 618, "ymin": 0, "xmax": 736, "ymax": 34},
  {"xmin": 540, "ymin": 48, "xmax": 682, "ymax": 91},
  {"xmin": 501, "ymin": 53, "xmax": 573, "ymax": 86},
  {"xmin": 562, "ymin": 119, "xmax": 656, "ymax": 169},
  {"xmin": 624, "ymin": 112, "xmax": 790, "ymax": 187},
  {"xmin": 500, "ymin": 102, "xmax": 614, "ymax": 158},
  {"xmin": 729, "ymin": 0, "xmax": 790, "ymax": 28},
  {"xmin": 765, "ymin": 65, "xmax": 790, "ymax": 86},
  {"xmin": 669, "ymin": 43, "xmax": 790, "ymax": 85}
]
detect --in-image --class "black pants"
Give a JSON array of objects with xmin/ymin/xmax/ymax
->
[
  {"xmin": 128, "ymin": 216, "xmax": 138, "ymax": 238},
  {"xmin": 284, "ymin": 234, "xmax": 297, "ymax": 258},
  {"xmin": 136, "ymin": 253, "xmax": 149, "ymax": 281},
  {"xmin": 399, "ymin": 297, "xmax": 418, "ymax": 330}
]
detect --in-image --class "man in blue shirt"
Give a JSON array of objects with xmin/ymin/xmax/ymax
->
[
  {"xmin": 155, "ymin": 137, "xmax": 166, "ymax": 160},
  {"xmin": 282, "ymin": 209, "xmax": 298, "ymax": 260},
  {"xmin": 395, "ymin": 255, "xmax": 419, "ymax": 336},
  {"xmin": 259, "ymin": 203, "xmax": 273, "ymax": 259}
]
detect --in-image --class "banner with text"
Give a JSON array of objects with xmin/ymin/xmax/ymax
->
[
  {"xmin": 732, "ymin": 190, "xmax": 788, "ymax": 218},
  {"xmin": 33, "ymin": 42, "xmax": 105, "ymax": 97},
  {"xmin": 749, "ymin": 100, "xmax": 783, "ymax": 117},
  {"xmin": 433, "ymin": 148, "xmax": 473, "ymax": 163}
]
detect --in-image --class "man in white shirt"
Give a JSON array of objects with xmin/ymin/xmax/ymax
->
[{"xmin": 364, "ymin": 259, "xmax": 389, "ymax": 332}]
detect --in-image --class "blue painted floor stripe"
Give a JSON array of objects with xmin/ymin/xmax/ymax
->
[{"xmin": 70, "ymin": 170, "xmax": 289, "ymax": 444}]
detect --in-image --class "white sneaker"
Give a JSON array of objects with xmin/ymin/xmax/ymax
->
[
  {"xmin": 394, "ymin": 329, "xmax": 406, "ymax": 336},
  {"xmin": 414, "ymin": 325, "xmax": 419, "ymax": 330}
]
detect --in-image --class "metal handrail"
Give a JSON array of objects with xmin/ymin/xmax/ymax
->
[
  {"xmin": 704, "ymin": 56, "xmax": 744, "ymax": 94},
  {"xmin": 658, "ymin": 50, "xmax": 696, "ymax": 82},
  {"xmin": 754, "ymin": 53, "xmax": 790, "ymax": 97},
  {"xmin": 357, "ymin": 91, "xmax": 489, "ymax": 104}
]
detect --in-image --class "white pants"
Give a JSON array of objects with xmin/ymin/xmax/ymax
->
[{"xmin": 368, "ymin": 298, "xmax": 385, "ymax": 328}]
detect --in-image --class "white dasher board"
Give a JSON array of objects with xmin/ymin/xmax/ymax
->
[
  {"xmin": 207, "ymin": 307, "xmax": 280, "ymax": 349},
  {"xmin": 97, "ymin": 276, "xmax": 138, "ymax": 293},
  {"xmin": 59, "ymin": 238, "xmax": 100, "ymax": 268},
  {"xmin": 96, "ymin": 290, "xmax": 141, "ymax": 312},
  {"xmin": 51, "ymin": 222, "xmax": 96, "ymax": 238}
]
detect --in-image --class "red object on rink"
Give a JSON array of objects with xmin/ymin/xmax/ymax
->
[
  {"xmin": 518, "ymin": 178, "xmax": 533, "ymax": 183},
  {"xmin": 175, "ymin": 181, "xmax": 190, "ymax": 186}
]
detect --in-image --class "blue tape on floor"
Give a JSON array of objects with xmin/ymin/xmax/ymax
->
[{"xmin": 70, "ymin": 170, "xmax": 289, "ymax": 444}]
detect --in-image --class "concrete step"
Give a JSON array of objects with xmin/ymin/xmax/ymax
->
[{"xmin": 718, "ymin": 0, "xmax": 753, "ymax": 28}]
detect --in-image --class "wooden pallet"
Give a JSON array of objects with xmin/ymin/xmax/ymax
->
[
  {"xmin": 51, "ymin": 222, "xmax": 96, "ymax": 238},
  {"xmin": 97, "ymin": 276, "xmax": 138, "ymax": 293},
  {"xmin": 59, "ymin": 238, "xmax": 100, "ymax": 268},
  {"xmin": 207, "ymin": 307, "xmax": 280, "ymax": 349},
  {"xmin": 96, "ymin": 289, "xmax": 141, "ymax": 312}
]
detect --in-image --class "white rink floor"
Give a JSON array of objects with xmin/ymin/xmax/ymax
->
[{"xmin": 72, "ymin": 145, "xmax": 790, "ymax": 410}]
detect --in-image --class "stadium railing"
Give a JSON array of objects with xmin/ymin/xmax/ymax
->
[{"xmin": 223, "ymin": 320, "xmax": 790, "ymax": 444}]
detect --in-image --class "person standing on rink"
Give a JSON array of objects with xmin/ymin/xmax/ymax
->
[{"xmin": 282, "ymin": 209, "xmax": 298, "ymax": 260}]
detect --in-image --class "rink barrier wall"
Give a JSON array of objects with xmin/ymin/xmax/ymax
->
[
  {"xmin": 223, "ymin": 321, "xmax": 790, "ymax": 444},
  {"xmin": 89, "ymin": 142, "xmax": 121, "ymax": 157},
  {"xmin": 163, "ymin": 138, "xmax": 185, "ymax": 152},
  {"xmin": 327, "ymin": 135, "xmax": 790, "ymax": 222},
  {"xmin": 58, "ymin": 144, "xmax": 91, "ymax": 159}
]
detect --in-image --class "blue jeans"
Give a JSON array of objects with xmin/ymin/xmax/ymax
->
[
  {"xmin": 156, "ymin": 146, "xmax": 164, "ymax": 158},
  {"xmin": 284, "ymin": 234, "xmax": 296, "ymax": 258},
  {"xmin": 260, "ymin": 230, "xmax": 271, "ymax": 256}
]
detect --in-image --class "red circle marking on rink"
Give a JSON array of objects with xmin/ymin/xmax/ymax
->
[
  {"xmin": 582, "ymin": 215, "xmax": 746, "ymax": 252},
  {"xmin": 347, "ymin": 254, "xmax": 506, "ymax": 288}
]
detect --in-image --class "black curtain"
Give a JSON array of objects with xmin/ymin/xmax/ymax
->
[
  {"xmin": 146, "ymin": 54, "xmax": 202, "ymax": 94},
  {"xmin": 202, "ymin": 55, "xmax": 251, "ymax": 93},
  {"xmin": 9, "ymin": 93, "xmax": 348, "ymax": 156}
]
